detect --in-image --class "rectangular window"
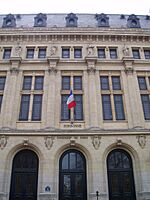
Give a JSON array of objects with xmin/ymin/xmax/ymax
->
[
  {"xmin": 62, "ymin": 76, "xmax": 70, "ymax": 90},
  {"xmin": 100, "ymin": 76, "xmax": 109, "ymax": 90},
  {"xmin": 3, "ymin": 48, "xmax": 11, "ymax": 59},
  {"xmin": 32, "ymin": 94, "xmax": 42, "ymax": 120},
  {"xmin": 102, "ymin": 95, "xmax": 112, "ymax": 120},
  {"xmin": 19, "ymin": 74, "xmax": 44, "ymax": 121},
  {"xmin": 19, "ymin": 94, "xmax": 30, "ymax": 121},
  {"xmin": 74, "ymin": 48, "xmax": 82, "ymax": 58},
  {"xmin": 61, "ymin": 74, "xmax": 83, "ymax": 121},
  {"xmin": 98, "ymin": 48, "xmax": 106, "ymax": 58},
  {"xmin": 100, "ymin": 74, "xmax": 125, "ymax": 121},
  {"xmin": 62, "ymin": 48, "xmax": 70, "ymax": 58},
  {"xmin": 0, "ymin": 76, "xmax": 6, "ymax": 112},
  {"xmin": 141, "ymin": 95, "xmax": 150, "ymax": 120},
  {"xmin": 61, "ymin": 95, "xmax": 70, "ymax": 121},
  {"xmin": 144, "ymin": 50, "xmax": 150, "ymax": 59},
  {"xmin": 132, "ymin": 49, "xmax": 140, "ymax": 59},
  {"xmin": 138, "ymin": 77, "xmax": 147, "ymax": 90},
  {"xmin": 26, "ymin": 48, "xmax": 34, "ymax": 59},
  {"xmin": 114, "ymin": 95, "xmax": 125, "ymax": 120},
  {"xmin": 74, "ymin": 95, "xmax": 83, "ymax": 120},
  {"xmin": 109, "ymin": 48, "xmax": 117, "ymax": 59},
  {"xmin": 38, "ymin": 47, "xmax": 46, "ymax": 58},
  {"xmin": 73, "ymin": 76, "xmax": 82, "ymax": 90}
]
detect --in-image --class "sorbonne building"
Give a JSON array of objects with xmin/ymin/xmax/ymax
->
[{"xmin": 0, "ymin": 12, "xmax": 150, "ymax": 200}]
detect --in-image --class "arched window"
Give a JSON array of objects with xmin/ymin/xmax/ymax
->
[
  {"xmin": 9, "ymin": 149, "xmax": 39, "ymax": 200},
  {"xmin": 59, "ymin": 149, "xmax": 87, "ymax": 200},
  {"xmin": 107, "ymin": 149, "xmax": 136, "ymax": 200}
]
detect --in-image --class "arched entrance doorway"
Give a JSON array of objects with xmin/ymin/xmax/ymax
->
[
  {"xmin": 107, "ymin": 149, "xmax": 136, "ymax": 200},
  {"xmin": 59, "ymin": 149, "xmax": 87, "ymax": 200},
  {"xmin": 9, "ymin": 149, "xmax": 39, "ymax": 200}
]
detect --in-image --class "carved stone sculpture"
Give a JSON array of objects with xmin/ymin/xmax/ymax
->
[
  {"xmin": 0, "ymin": 135, "xmax": 8, "ymax": 150},
  {"xmin": 137, "ymin": 135, "xmax": 146, "ymax": 149},
  {"xmin": 92, "ymin": 135, "xmax": 101, "ymax": 150}
]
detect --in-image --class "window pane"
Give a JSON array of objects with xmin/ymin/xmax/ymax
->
[
  {"xmin": 34, "ymin": 76, "xmax": 44, "ymax": 90},
  {"xmin": 38, "ymin": 48, "xmax": 46, "ymax": 58},
  {"xmin": 74, "ymin": 95, "xmax": 83, "ymax": 120},
  {"xmin": 112, "ymin": 76, "xmax": 121, "ymax": 90},
  {"xmin": 0, "ymin": 95, "xmax": 3, "ymax": 111},
  {"xmin": 102, "ymin": 95, "xmax": 112, "ymax": 120},
  {"xmin": 138, "ymin": 77, "xmax": 147, "ymax": 90},
  {"xmin": 144, "ymin": 50, "xmax": 150, "ymax": 59},
  {"xmin": 32, "ymin": 94, "xmax": 42, "ymax": 121},
  {"xmin": 132, "ymin": 49, "xmax": 140, "ymax": 59},
  {"xmin": 62, "ymin": 48, "xmax": 70, "ymax": 58},
  {"xmin": 62, "ymin": 154, "xmax": 69, "ymax": 170},
  {"xmin": 22, "ymin": 76, "xmax": 32, "ymax": 90},
  {"xmin": 114, "ymin": 95, "xmax": 125, "ymax": 120},
  {"xmin": 19, "ymin": 95, "xmax": 30, "ymax": 121},
  {"xmin": 141, "ymin": 94, "xmax": 150, "ymax": 120},
  {"xmin": 70, "ymin": 153, "xmax": 76, "ymax": 169},
  {"xmin": 74, "ymin": 48, "xmax": 82, "ymax": 58},
  {"xmin": 98, "ymin": 48, "xmax": 105, "ymax": 58},
  {"xmin": 26, "ymin": 48, "xmax": 34, "ymax": 59},
  {"xmin": 0, "ymin": 77, "xmax": 6, "ymax": 90},
  {"xmin": 74, "ymin": 76, "xmax": 82, "ymax": 90},
  {"xmin": 63, "ymin": 175, "xmax": 71, "ymax": 194},
  {"xmin": 61, "ymin": 95, "xmax": 70, "ymax": 120},
  {"xmin": 100, "ymin": 76, "xmax": 109, "ymax": 90},
  {"xmin": 62, "ymin": 76, "xmax": 70, "ymax": 90},
  {"xmin": 110, "ymin": 48, "xmax": 117, "ymax": 59},
  {"xmin": 3, "ymin": 48, "xmax": 11, "ymax": 59}
]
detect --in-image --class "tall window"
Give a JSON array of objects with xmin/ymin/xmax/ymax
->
[
  {"xmin": 19, "ymin": 73, "xmax": 44, "ymax": 121},
  {"xmin": 132, "ymin": 49, "xmax": 140, "ymax": 59},
  {"xmin": 98, "ymin": 48, "xmax": 106, "ymax": 59},
  {"xmin": 61, "ymin": 74, "xmax": 83, "ymax": 121},
  {"xmin": 138, "ymin": 75, "xmax": 150, "ymax": 120},
  {"xmin": 109, "ymin": 48, "xmax": 117, "ymax": 59},
  {"xmin": 26, "ymin": 48, "xmax": 35, "ymax": 59},
  {"xmin": 144, "ymin": 50, "xmax": 150, "ymax": 59},
  {"xmin": 62, "ymin": 48, "xmax": 70, "ymax": 58},
  {"xmin": 100, "ymin": 74, "xmax": 125, "ymax": 120},
  {"xmin": 38, "ymin": 47, "xmax": 46, "ymax": 58},
  {"xmin": 74, "ymin": 48, "xmax": 82, "ymax": 58},
  {"xmin": 3, "ymin": 48, "xmax": 11, "ymax": 59},
  {"xmin": 0, "ymin": 76, "xmax": 6, "ymax": 112}
]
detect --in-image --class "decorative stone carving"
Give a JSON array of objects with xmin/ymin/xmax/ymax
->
[
  {"xmin": 87, "ymin": 44, "xmax": 95, "ymax": 56},
  {"xmin": 23, "ymin": 138, "xmax": 29, "ymax": 146},
  {"xmin": 127, "ymin": 14, "xmax": 141, "ymax": 28},
  {"xmin": 48, "ymin": 67, "xmax": 57, "ymax": 74},
  {"xmin": 65, "ymin": 13, "xmax": 78, "ymax": 27},
  {"xmin": 70, "ymin": 139, "xmax": 76, "ymax": 146},
  {"xmin": 95, "ymin": 13, "xmax": 109, "ymax": 27},
  {"xmin": 92, "ymin": 135, "xmax": 101, "ymax": 150},
  {"xmin": 14, "ymin": 45, "xmax": 22, "ymax": 57},
  {"xmin": 0, "ymin": 135, "xmax": 8, "ymax": 150},
  {"xmin": 137, "ymin": 135, "xmax": 146, "ymax": 149},
  {"xmin": 122, "ymin": 45, "xmax": 130, "ymax": 57},
  {"xmin": 50, "ymin": 46, "xmax": 57, "ymax": 56},
  {"xmin": 2, "ymin": 14, "xmax": 16, "ymax": 28},
  {"xmin": 45, "ymin": 136, "xmax": 54, "ymax": 150},
  {"xmin": 34, "ymin": 13, "xmax": 47, "ymax": 27},
  {"xmin": 116, "ymin": 138, "xmax": 122, "ymax": 146}
]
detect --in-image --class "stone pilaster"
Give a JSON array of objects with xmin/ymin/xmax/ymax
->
[
  {"xmin": 2, "ymin": 57, "xmax": 22, "ymax": 129},
  {"xmin": 122, "ymin": 57, "xmax": 144, "ymax": 129},
  {"xmin": 86, "ymin": 57, "xmax": 99, "ymax": 129}
]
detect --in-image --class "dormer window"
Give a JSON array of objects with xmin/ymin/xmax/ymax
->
[
  {"xmin": 34, "ymin": 13, "xmax": 47, "ymax": 27},
  {"xmin": 66, "ymin": 13, "xmax": 78, "ymax": 27},
  {"xmin": 95, "ymin": 13, "xmax": 109, "ymax": 27},
  {"xmin": 127, "ymin": 14, "xmax": 141, "ymax": 28},
  {"xmin": 2, "ymin": 14, "xmax": 16, "ymax": 28}
]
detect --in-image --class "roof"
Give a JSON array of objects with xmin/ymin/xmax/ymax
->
[{"xmin": 0, "ymin": 13, "xmax": 150, "ymax": 29}]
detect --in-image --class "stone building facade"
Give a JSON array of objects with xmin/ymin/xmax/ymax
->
[{"xmin": 0, "ymin": 13, "xmax": 150, "ymax": 200}]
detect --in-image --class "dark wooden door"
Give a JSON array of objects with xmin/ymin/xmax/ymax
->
[
  {"xmin": 59, "ymin": 150, "xmax": 87, "ymax": 200},
  {"xmin": 9, "ymin": 150, "xmax": 38, "ymax": 200},
  {"xmin": 107, "ymin": 149, "xmax": 136, "ymax": 200}
]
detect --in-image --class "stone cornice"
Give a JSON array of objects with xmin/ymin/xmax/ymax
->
[{"xmin": 0, "ymin": 27, "xmax": 150, "ymax": 43}]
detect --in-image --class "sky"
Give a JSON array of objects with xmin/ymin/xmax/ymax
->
[{"xmin": 0, "ymin": 0, "xmax": 150, "ymax": 15}]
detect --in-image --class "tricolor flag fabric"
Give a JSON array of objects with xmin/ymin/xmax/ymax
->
[{"xmin": 67, "ymin": 90, "xmax": 76, "ymax": 109}]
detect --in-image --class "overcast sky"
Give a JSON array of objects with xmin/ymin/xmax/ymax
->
[{"xmin": 0, "ymin": 0, "xmax": 150, "ymax": 15}]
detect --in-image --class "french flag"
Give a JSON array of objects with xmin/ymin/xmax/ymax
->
[{"xmin": 67, "ymin": 90, "xmax": 76, "ymax": 109}]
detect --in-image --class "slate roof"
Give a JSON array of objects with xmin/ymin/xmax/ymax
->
[{"xmin": 0, "ymin": 13, "xmax": 150, "ymax": 29}]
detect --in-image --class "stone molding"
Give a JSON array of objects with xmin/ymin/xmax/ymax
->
[
  {"xmin": 137, "ymin": 135, "xmax": 146, "ymax": 149},
  {"xmin": 92, "ymin": 135, "xmax": 101, "ymax": 150},
  {"xmin": 0, "ymin": 135, "xmax": 8, "ymax": 150},
  {"xmin": 45, "ymin": 136, "xmax": 54, "ymax": 150}
]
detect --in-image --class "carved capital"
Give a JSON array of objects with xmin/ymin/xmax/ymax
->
[
  {"xmin": 0, "ymin": 135, "xmax": 8, "ymax": 150},
  {"xmin": 92, "ymin": 135, "xmax": 101, "ymax": 150},
  {"xmin": 45, "ymin": 136, "xmax": 54, "ymax": 150},
  {"xmin": 10, "ymin": 67, "xmax": 20, "ymax": 75},
  {"xmin": 137, "ymin": 135, "xmax": 146, "ymax": 149},
  {"xmin": 48, "ymin": 67, "xmax": 57, "ymax": 74},
  {"xmin": 87, "ymin": 67, "xmax": 96, "ymax": 74}
]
